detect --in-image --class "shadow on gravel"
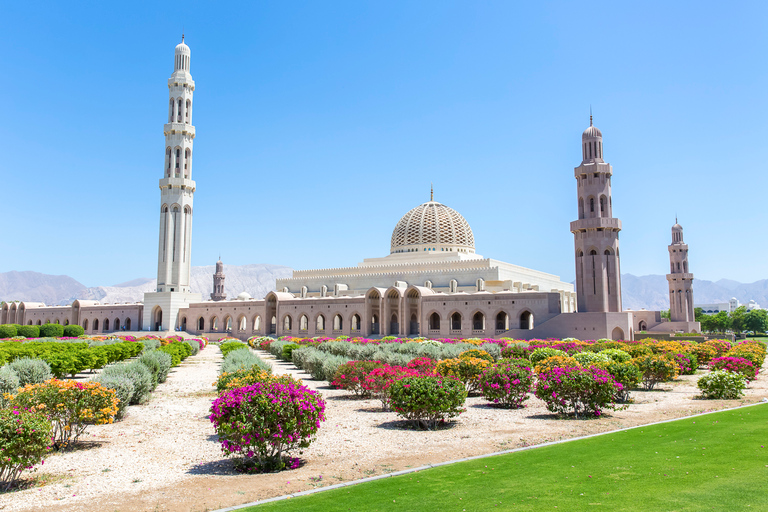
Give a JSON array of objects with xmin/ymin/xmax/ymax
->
[
  {"xmin": 207, "ymin": 433, "xmax": 219, "ymax": 442},
  {"xmin": 377, "ymin": 419, "xmax": 459, "ymax": 431},
  {"xmin": 186, "ymin": 459, "xmax": 238, "ymax": 476}
]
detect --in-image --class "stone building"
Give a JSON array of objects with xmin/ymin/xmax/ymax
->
[{"xmin": 211, "ymin": 260, "xmax": 227, "ymax": 301}]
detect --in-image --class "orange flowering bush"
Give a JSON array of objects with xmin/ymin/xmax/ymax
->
[
  {"xmin": 534, "ymin": 355, "xmax": 579, "ymax": 375},
  {"xmin": 435, "ymin": 357, "xmax": 490, "ymax": 393},
  {"xmin": 10, "ymin": 379, "xmax": 118, "ymax": 450},
  {"xmin": 458, "ymin": 349, "xmax": 494, "ymax": 363}
]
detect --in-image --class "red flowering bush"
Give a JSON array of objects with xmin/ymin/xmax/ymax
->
[
  {"xmin": 331, "ymin": 361, "xmax": 384, "ymax": 396},
  {"xmin": 534, "ymin": 366, "xmax": 624, "ymax": 418},
  {"xmin": 478, "ymin": 361, "xmax": 534, "ymax": 408},
  {"xmin": 709, "ymin": 356, "xmax": 758, "ymax": 381},
  {"xmin": 406, "ymin": 357, "xmax": 437, "ymax": 374},
  {"xmin": 388, "ymin": 375, "xmax": 467, "ymax": 429},
  {"xmin": 671, "ymin": 352, "xmax": 698, "ymax": 375},
  {"xmin": 362, "ymin": 365, "xmax": 419, "ymax": 410},
  {"xmin": 0, "ymin": 407, "xmax": 53, "ymax": 491},
  {"xmin": 210, "ymin": 380, "xmax": 326, "ymax": 472}
]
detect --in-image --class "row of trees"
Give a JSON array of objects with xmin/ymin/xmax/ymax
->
[{"xmin": 695, "ymin": 306, "xmax": 768, "ymax": 334}]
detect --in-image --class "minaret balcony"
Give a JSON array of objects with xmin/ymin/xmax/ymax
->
[
  {"xmin": 666, "ymin": 273, "xmax": 694, "ymax": 281},
  {"xmin": 159, "ymin": 177, "xmax": 196, "ymax": 190},
  {"xmin": 163, "ymin": 123, "xmax": 196, "ymax": 137},
  {"xmin": 570, "ymin": 218, "xmax": 622, "ymax": 232}
]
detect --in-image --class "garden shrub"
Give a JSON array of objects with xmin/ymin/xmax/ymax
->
[
  {"xmin": 0, "ymin": 407, "xmax": 52, "ymax": 491},
  {"xmin": 281, "ymin": 343, "xmax": 301, "ymax": 361},
  {"xmin": 689, "ymin": 343, "xmax": 717, "ymax": 365},
  {"xmin": 501, "ymin": 342, "xmax": 530, "ymax": 360},
  {"xmin": 139, "ymin": 350, "xmax": 173, "ymax": 384},
  {"xmin": 624, "ymin": 344, "xmax": 653, "ymax": 358},
  {"xmin": 141, "ymin": 339, "xmax": 161, "ymax": 351},
  {"xmin": 210, "ymin": 380, "xmax": 326, "ymax": 472},
  {"xmin": 573, "ymin": 351, "xmax": 611, "ymax": 366},
  {"xmin": 16, "ymin": 325, "xmax": 39, "ymax": 338},
  {"xmin": 331, "ymin": 360, "xmax": 384, "ymax": 396},
  {"xmin": 595, "ymin": 360, "xmax": 641, "ymax": 402},
  {"xmin": 158, "ymin": 341, "xmax": 192, "ymax": 367},
  {"xmin": 214, "ymin": 367, "xmax": 298, "ymax": 394},
  {"xmin": 362, "ymin": 365, "xmax": 418, "ymax": 410},
  {"xmin": 459, "ymin": 349, "xmax": 494, "ymax": 363},
  {"xmin": 388, "ymin": 375, "xmax": 467, "ymax": 430},
  {"xmin": 102, "ymin": 361, "xmax": 154, "ymax": 404},
  {"xmin": 478, "ymin": 343, "xmax": 502, "ymax": 361},
  {"xmin": 11, "ymin": 379, "xmax": 118, "ymax": 450},
  {"xmin": 534, "ymin": 355, "xmax": 578, "ymax": 375},
  {"xmin": 62, "ymin": 325, "xmax": 85, "ymax": 337},
  {"xmin": 478, "ymin": 361, "xmax": 534, "ymax": 408},
  {"xmin": 726, "ymin": 342, "xmax": 766, "ymax": 367},
  {"xmin": 38, "ymin": 324, "xmax": 64, "ymax": 338},
  {"xmin": 697, "ymin": 370, "xmax": 747, "ymax": 399},
  {"xmin": 184, "ymin": 339, "xmax": 200, "ymax": 356},
  {"xmin": 709, "ymin": 356, "xmax": 758, "ymax": 381},
  {"xmin": 93, "ymin": 374, "xmax": 134, "ymax": 419},
  {"xmin": 221, "ymin": 349, "xmax": 271, "ymax": 375},
  {"xmin": 434, "ymin": 357, "xmax": 490, "ymax": 394},
  {"xmin": 633, "ymin": 355, "xmax": 678, "ymax": 390},
  {"xmin": 703, "ymin": 339, "xmax": 732, "ymax": 357},
  {"xmin": 599, "ymin": 348, "xmax": 632, "ymax": 363},
  {"xmin": 220, "ymin": 341, "xmax": 249, "ymax": 358},
  {"xmin": 671, "ymin": 352, "xmax": 698, "ymax": 375},
  {"xmin": 320, "ymin": 355, "xmax": 353, "ymax": 383},
  {"xmin": 530, "ymin": 347, "xmax": 568, "ymax": 365},
  {"xmin": 8, "ymin": 357, "xmax": 52, "ymax": 386},
  {"xmin": 0, "ymin": 325, "xmax": 17, "ymax": 339},
  {"xmin": 406, "ymin": 357, "xmax": 437, "ymax": 374},
  {"xmin": 0, "ymin": 366, "xmax": 20, "ymax": 407},
  {"xmin": 534, "ymin": 366, "xmax": 624, "ymax": 418}
]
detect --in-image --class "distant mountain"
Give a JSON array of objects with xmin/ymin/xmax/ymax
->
[
  {"xmin": 621, "ymin": 274, "xmax": 768, "ymax": 311},
  {"xmin": 0, "ymin": 264, "xmax": 294, "ymax": 306}
]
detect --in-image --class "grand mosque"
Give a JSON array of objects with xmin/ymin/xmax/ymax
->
[{"xmin": 0, "ymin": 39, "xmax": 700, "ymax": 340}]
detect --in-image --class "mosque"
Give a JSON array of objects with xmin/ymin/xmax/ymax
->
[{"xmin": 0, "ymin": 38, "xmax": 700, "ymax": 340}]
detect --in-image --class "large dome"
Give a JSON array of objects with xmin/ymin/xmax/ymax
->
[{"xmin": 390, "ymin": 201, "xmax": 475, "ymax": 254}]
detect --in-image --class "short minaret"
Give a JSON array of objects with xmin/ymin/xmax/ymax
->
[
  {"xmin": 571, "ymin": 116, "xmax": 623, "ymax": 312},
  {"xmin": 667, "ymin": 220, "xmax": 695, "ymax": 322},
  {"xmin": 211, "ymin": 259, "xmax": 227, "ymax": 301},
  {"xmin": 142, "ymin": 36, "xmax": 202, "ymax": 331}
]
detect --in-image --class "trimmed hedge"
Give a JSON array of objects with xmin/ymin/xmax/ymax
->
[
  {"xmin": 39, "ymin": 324, "xmax": 65, "ymax": 338},
  {"xmin": 16, "ymin": 325, "xmax": 39, "ymax": 338}
]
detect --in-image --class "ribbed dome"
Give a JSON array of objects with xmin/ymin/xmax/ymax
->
[
  {"xmin": 672, "ymin": 223, "xmax": 683, "ymax": 231},
  {"xmin": 390, "ymin": 201, "xmax": 475, "ymax": 254},
  {"xmin": 176, "ymin": 38, "xmax": 190, "ymax": 54},
  {"xmin": 582, "ymin": 124, "xmax": 602, "ymax": 140}
]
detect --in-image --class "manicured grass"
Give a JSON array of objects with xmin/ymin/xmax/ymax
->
[{"xmin": 247, "ymin": 404, "xmax": 768, "ymax": 511}]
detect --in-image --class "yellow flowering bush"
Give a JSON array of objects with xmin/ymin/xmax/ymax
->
[
  {"xmin": 435, "ymin": 357, "xmax": 490, "ymax": 393},
  {"xmin": 649, "ymin": 341, "xmax": 686, "ymax": 354},
  {"xmin": 534, "ymin": 356, "xmax": 579, "ymax": 375},
  {"xmin": 10, "ymin": 379, "xmax": 118, "ymax": 450},
  {"xmin": 458, "ymin": 349, "xmax": 494, "ymax": 363}
]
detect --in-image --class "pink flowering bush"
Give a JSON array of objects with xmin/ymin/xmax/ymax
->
[
  {"xmin": 534, "ymin": 366, "xmax": 624, "ymax": 418},
  {"xmin": 388, "ymin": 375, "xmax": 467, "ymax": 429},
  {"xmin": 478, "ymin": 361, "xmax": 534, "ymax": 408},
  {"xmin": 331, "ymin": 361, "xmax": 384, "ymax": 396},
  {"xmin": 0, "ymin": 407, "xmax": 53, "ymax": 490},
  {"xmin": 210, "ymin": 380, "xmax": 326, "ymax": 472},
  {"xmin": 709, "ymin": 356, "xmax": 758, "ymax": 381},
  {"xmin": 671, "ymin": 352, "xmax": 698, "ymax": 375},
  {"xmin": 362, "ymin": 365, "xmax": 419, "ymax": 410},
  {"xmin": 406, "ymin": 357, "xmax": 437, "ymax": 374}
]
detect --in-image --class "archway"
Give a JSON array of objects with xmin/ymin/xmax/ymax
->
[
  {"xmin": 270, "ymin": 315, "xmax": 277, "ymax": 334},
  {"xmin": 125, "ymin": 318, "xmax": 131, "ymax": 330},
  {"xmin": 473, "ymin": 312, "xmax": 485, "ymax": 331},
  {"xmin": 253, "ymin": 315, "xmax": 261, "ymax": 332},
  {"xmin": 611, "ymin": 327, "xmax": 625, "ymax": 341},
  {"xmin": 283, "ymin": 315, "xmax": 292, "ymax": 332},
  {"xmin": 299, "ymin": 314, "xmax": 309, "ymax": 331},
  {"xmin": 352, "ymin": 314, "xmax": 361, "ymax": 332},
  {"xmin": 238, "ymin": 316, "xmax": 247, "ymax": 332},
  {"xmin": 389, "ymin": 313, "xmax": 399, "ymax": 335},
  {"xmin": 198, "ymin": 317, "xmax": 205, "ymax": 331},
  {"xmin": 225, "ymin": 316, "xmax": 233, "ymax": 332},
  {"xmin": 181, "ymin": 316, "xmax": 187, "ymax": 331},
  {"xmin": 409, "ymin": 313, "xmax": 418, "ymax": 335},
  {"xmin": 638, "ymin": 320, "xmax": 647, "ymax": 332},
  {"xmin": 115, "ymin": 318, "xmax": 120, "ymax": 331},
  {"xmin": 429, "ymin": 312, "xmax": 440, "ymax": 330},
  {"xmin": 370, "ymin": 314, "xmax": 378, "ymax": 334},
  {"xmin": 211, "ymin": 316, "xmax": 219, "ymax": 331},
  {"xmin": 104, "ymin": 318, "xmax": 110, "ymax": 331},
  {"xmin": 333, "ymin": 314, "xmax": 342, "ymax": 331},
  {"xmin": 152, "ymin": 307, "xmax": 162, "ymax": 331},
  {"xmin": 520, "ymin": 311, "xmax": 533, "ymax": 330},
  {"xmin": 94, "ymin": 318, "xmax": 100, "ymax": 332},
  {"xmin": 496, "ymin": 312, "xmax": 509, "ymax": 331},
  {"xmin": 316, "ymin": 314, "xmax": 326, "ymax": 332},
  {"xmin": 450, "ymin": 312, "xmax": 462, "ymax": 331},
  {"xmin": 83, "ymin": 319, "xmax": 89, "ymax": 331}
]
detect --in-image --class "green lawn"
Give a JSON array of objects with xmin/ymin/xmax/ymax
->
[{"xmin": 247, "ymin": 404, "xmax": 768, "ymax": 512}]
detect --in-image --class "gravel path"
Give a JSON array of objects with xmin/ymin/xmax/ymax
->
[
  {"xmin": 4, "ymin": 346, "xmax": 768, "ymax": 512},
  {"xmin": 1, "ymin": 345, "xmax": 223, "ymax": 512}
]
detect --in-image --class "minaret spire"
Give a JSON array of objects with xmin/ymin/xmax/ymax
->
[
  {"xmin": 589, "ymin": 105, "xmax": 593, "ymax": 126},
  {"xmin": 430, "ymin": 183, "xmax": 434, "ymax": 202}
]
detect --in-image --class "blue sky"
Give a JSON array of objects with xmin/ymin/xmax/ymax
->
[{"xmin": 1, "ymin": 1, "xmax": 766, "ymax": 287}]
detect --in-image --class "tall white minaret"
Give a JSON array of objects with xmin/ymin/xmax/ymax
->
[
  {"xmin": 571, "ymin": 115, "xmax": 623, "ymax": 313},
  {"xmin": 143, "ymin": 36, "xmax": 202, "ymax": 331}
]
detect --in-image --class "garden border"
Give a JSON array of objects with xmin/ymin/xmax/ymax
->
[{"xmin": 211, "ymin": 398, "xmax": 768, "ymax": 512}]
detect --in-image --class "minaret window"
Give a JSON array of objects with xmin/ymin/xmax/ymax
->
[
  {"xmin": 175, "ymin": 149, "xmax": 181, "ymax": 176},
  {"xmin": 177, "ymin": 99, "xmax": 182, "ymax": 122},
  {"xmin": 185, "ymin": 100, "xmax": 190, "ymax": 122},
  {"xmin": 169, "ymin": 99, "xmax": 174, "ymax": 122},
  {"xmin": 578, "ymin": 197, "xmax": 584, "ymax": 219},
  {"xmin": 166, "ymin": 147, "xmax": 172, "ymax": 176},
  {"xmin": 590, "ymin": 197, "xmax": 595, "ymax": 214}
]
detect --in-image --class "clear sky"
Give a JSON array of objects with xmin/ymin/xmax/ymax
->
[{"xmin": 1, "ymin": 1, "xmax": 766, "ymax": 287}]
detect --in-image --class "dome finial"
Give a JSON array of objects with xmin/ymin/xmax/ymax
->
[
  {"xmin": 590, "ymin": 105, "xmax": 593, "ymax": 126},
  {"xmin": 430, "ymin": 182, "xmax": 433, "ymax": 202}
]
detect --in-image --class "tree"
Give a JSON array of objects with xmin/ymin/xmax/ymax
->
[
  {"xmin": 744, "ymin": 309, "xmax": 768, "ymax": 334},
  {"xmin": 730, "ymin": 306, "xmax": 748, "ymax": 334},
  {"xmin": 694, "ymin": 307, "xmax": 705, "ymax": 322},
  {"xmin": 713, "ymin": 311, "xmax": 732, "ymax": 333},
  {"xmin": 660, "ymin": 309, "xmax": 670, "ymax": 320}
]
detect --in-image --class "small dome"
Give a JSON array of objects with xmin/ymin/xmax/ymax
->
[
  {"xmin": 175, "ymin": 37, "xmax": 190, "ymax": 54},
  {"xmin": 215, "ymin": 260, "xmax": 224, "ymax": 272},
  {"xmin": 236, "ymin": 292, "xmax": 252, "ymax": 301},
  {"xmin": 390, "ymin": 201, "xmax": 475, "ymax": 254},
  {"xmin": 582, "ymin": 124, "xmax": 602, "ymax": 140},
  {"xmin": 672, "ymin": 223, "xmax": 683, "ymax": 231}
]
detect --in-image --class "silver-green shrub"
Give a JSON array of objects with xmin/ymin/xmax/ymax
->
[
  {"xmin": 141, "ymin": 339, "xmax": 161, "ymax": 351},
  {"xmin": 139, "ymin": 350, "xmax": 173, "ymax": 383},
  {"xmin": 94, "ymin": 374, "xmax": 135, "ymax": 418},
  {"xmin": 574, "ymin": 352, "xmax": 611, "ymax": 366},
  {"xmin": 0, "ymin": 366, "xmax": 20, "ymax": 407},
  {"xmin": 291, "ymin": 347, "xmax": 318, "ymax": 369},
  {"xmin": 319, "ymin": 355, "xmax": 352, "ymax": 381},
  {"xmin": 184, "ymin": 339, "xmax": 199, "ymax": 356},
  {"xmin": 220, "ymin": 349, "xmax": 271, "ymax": 375},
  {"xmin": 8, "ymin": 357, "xmax": 52, "ymax": 386},
  {"xmin": 268, "ymin": 340, "xmax": 290, "ymax": 358},
  {"xmin": 479, "ymin": 343, "xmax": 502, "ymax": 361},
  {"xmin": 102, "ymin": 361, "xmax": 153, "ymax": 404}
]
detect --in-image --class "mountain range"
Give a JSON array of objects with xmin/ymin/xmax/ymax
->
[{"xmin": 1, "ymin": 267, "xmax": 767, "ymax": 311}]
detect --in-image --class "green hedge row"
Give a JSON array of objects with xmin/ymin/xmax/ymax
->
[{"xmin": 0, "ymin": 324, "xmax": 84, "ymax": 339}]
